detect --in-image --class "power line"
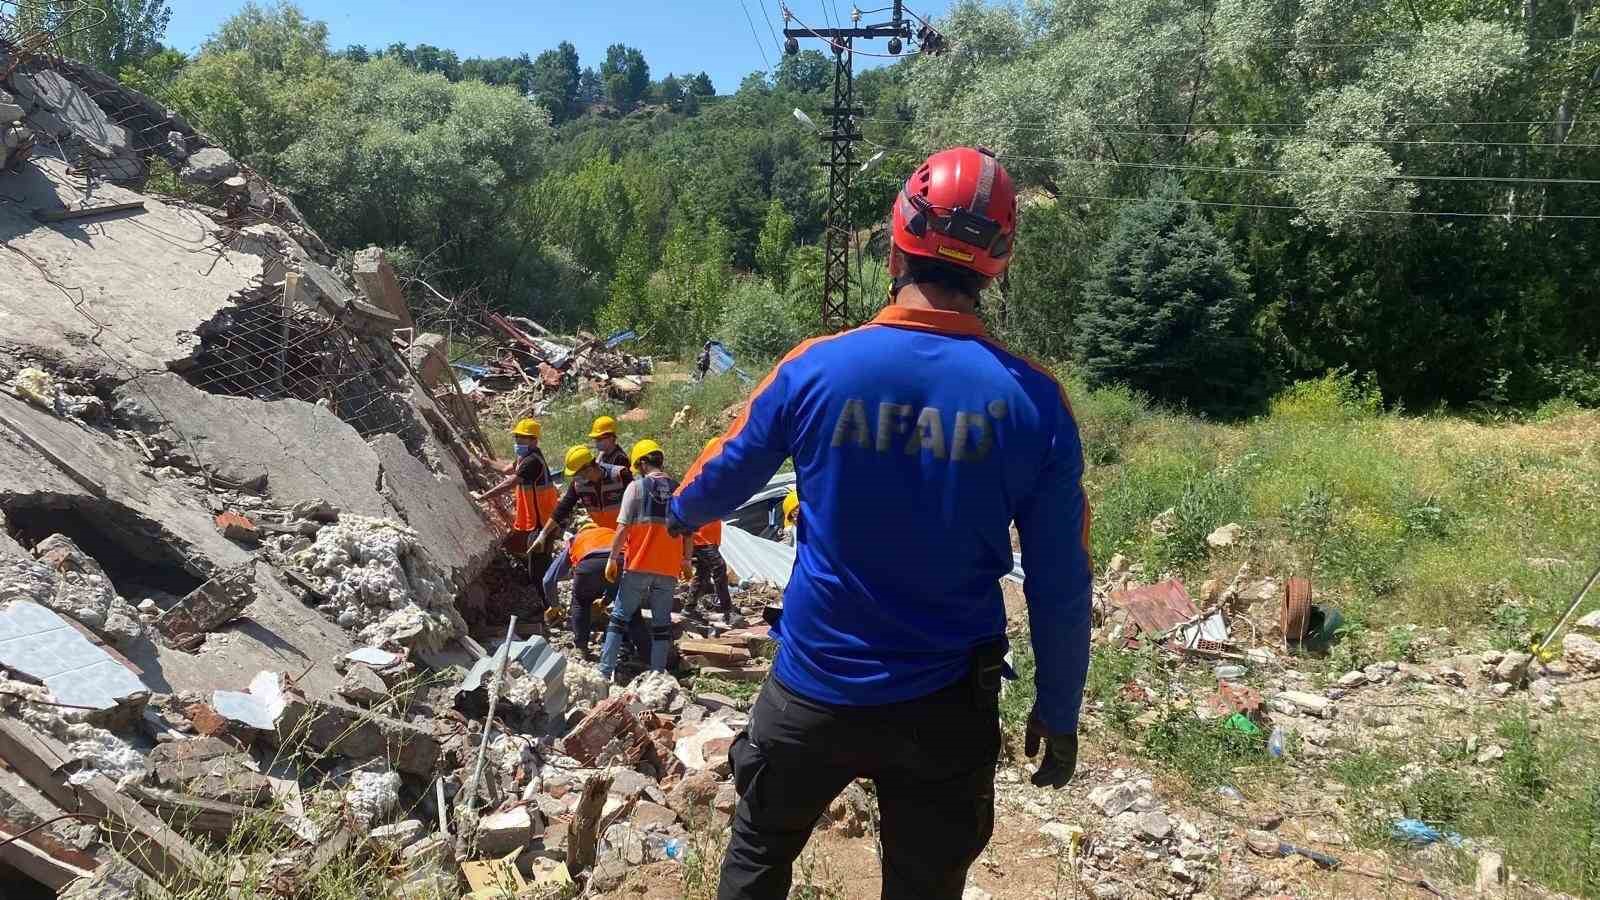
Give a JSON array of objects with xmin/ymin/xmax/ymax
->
[
  {"xmin": 1050, "ymin": 191, "xmax": 1600, "ymax": 220},
  {"xmin": 739, "ymin": 0, "xmax": 773, "ymax": 70},
  {"xmin": 758, "ymin": 0, "xmax": 784, "ymax": 56},
  {"xmin": 860, "ymin": 116, "xmax": 1600, "ymax": 150},
  {"xmin": 882, "ymin": 139, "xmax": 1600, "ymax": 185}
]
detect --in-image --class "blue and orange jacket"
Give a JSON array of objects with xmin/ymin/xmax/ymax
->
[{"xmin": 671, "ymin": 305, "xmax": 1094, "ymax": 733}]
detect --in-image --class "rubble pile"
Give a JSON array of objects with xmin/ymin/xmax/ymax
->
[
  {"xmin": 448, "ymin": 314, "xmax": 655, "ymax": 418},
  {"xmin": 287, "ymin": 515, "xmax": 465, "ymax": 651}
]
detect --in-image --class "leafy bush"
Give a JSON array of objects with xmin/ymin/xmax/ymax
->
[
  {"xmin": 1152, "ymin": 471, "xmax": 1246, "ymax": 572},
  {"xmin": 1270, "ymin": 369, "xmax": 1385, "ymax": 422},
  {"xmin": 719, "ymin": 277, "xmax": 807, "ymax": 360},
  {"xmin": 1069, "ymin": 378, "xmax": 1152, "ymax": 467},
  {"xmin": 1490, "ymin": 601, "xmax": 1535, "ymax": 651}
]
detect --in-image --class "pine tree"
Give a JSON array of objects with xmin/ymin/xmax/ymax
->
[{"xmin": 1073, "ymin": 180, "xmax": 1261, "ymax": 416}]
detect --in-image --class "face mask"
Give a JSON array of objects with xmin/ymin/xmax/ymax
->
[{"xmin": 514, "ymin": 444, "xmax": 533, "ymax": 458}]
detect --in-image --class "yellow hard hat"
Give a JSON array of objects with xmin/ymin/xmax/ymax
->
[
  {"xmin": 629, "ymin": 438, "xmax": 664, "ymax": 468},
  {"xmin": 512, "ymin": 418, "xmax": 541, "ymax": 438},
  {"xmin": 782, "ymin": 488, "xmax": 799, "ymax": 524},
  {"xmin": 589, "ymin": 415, "xmax": 618, "ymax": 439},
  {"xmin": 563, "ymin": 445, "xmax": 596, "ymax": 477}
]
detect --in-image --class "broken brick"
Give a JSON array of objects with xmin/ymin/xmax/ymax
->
[{"xmin": 214, "ymin": 511, "xmax": 258, "ymax": 542}]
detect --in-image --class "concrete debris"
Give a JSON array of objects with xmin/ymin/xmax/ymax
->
[
  {"xmin": 1562, "ymin": 633, "xmax": 1600, "ymax": 673},
  {"xmin": 1206, "ymin": 523, "xmax": 1243, "ymax": 549},
  {"xmin": 291, "ymin": 516, "xmax": 464, "ymax": 651},
  {"xmin": 1138, "ymin": 810, "xmax": 1173, "ymax": 842},
  {"xmin": 31, "ymin": 534, "xmax": 145, "ymax": 648},
  {"xmin": 475, "ymin": 803, "xmax": 539, "ymax": 856},
  {"xmin": 368, "ymin": 818, "xmax": 426, "ymax": 853},
  {"xmin": 1575, "ymin": 610, "xmax": 1600, "ymax": 635},
  {"xmin": 338, "ymin": 663, "xmax": 391, "ymax": 706},
  {"xmin": 344, "ymin": 767, "xmax": 401, "ymax": 828},
  {"xmin": 153, "ymin": 564, "xmax": 256, "ymax": 646},
  {"xmin": 1273, "ymin": 690, "xmax": 1334, "ymax": 718},
  {"xmin": 627, "ymin": 670, "xmax": 684, "ymax": 713},
  {"xmin": 963, "ymin": 887, "xmax": 994, "ymax": 900},
  {"xmin": 1476, "ymin": 850, "xmax": 1507, "ymax": 894},
  {"xmin": 178, "ymin": 147, "xmax": 239, "ymax": 184},
  {"xmin": 58, "ymin": 857, "xmax": 146, "ymax": 900}
]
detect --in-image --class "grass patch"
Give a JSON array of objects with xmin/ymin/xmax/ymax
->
[
  {"xmin": 689, "ymin": 674, "xmax": 761, "ymax": 703},
  {"xmin": 1141, "ymin": 707, "xmax": 1270, "ymax": 789}
]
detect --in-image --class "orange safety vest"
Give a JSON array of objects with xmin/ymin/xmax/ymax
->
[
  {"xmin": 568, "ymin": 527, "xmax": 616, "ymax": 565},
  {"xmin": 512, "ymin": 449, "xmax": 558, "ymax": 532},
  {"xmin": 571, "ymin": 463, "xmax": 629, "ymax": 530},
  {"xmin": 692, "ymin": 518, "xmax": 723, "ymax": 548},
  {"xmin": 624, "ymin": 470, "xmax": 685, "ymax": 578}
]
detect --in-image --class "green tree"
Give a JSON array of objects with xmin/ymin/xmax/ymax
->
[
  {"xmin": 600, "ymin": 43, "xmax": 649, "ymax": 107},
  {"xmin": 755, "ymin": 199, "xmax": 796, "ymax": 285},
  {"xmin": 1074, "ymin": 181, "xmax": 1260, "ymax": 416},
  {"xmin": 24, "ymin": 0, "xmax": 173, "ymax": 71},
  {"xmin": 774, "ymin": 49, "xmax": 830, "ymax": 93},
  {"xmin": 689, "ymin": 71, "xmax": 715, "ymax": 97},
  {"xmin": 411, "ymin": 44, "xmax": 462, "ymax": 80},
  {"xmin": 119, "ymin": 46, "xmax": 186, "ymax": 95},
  {"xmin": 530, "ymin": 42, "xmax": 580, "ymax": 121},
  {"xmin": 204, "ymin": 1, "xmax": 329, "ymax": 74}
]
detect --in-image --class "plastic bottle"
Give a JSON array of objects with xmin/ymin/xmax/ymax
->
[
  {"xmin": 1268, "ymin": 725, "xmax": 1286, "ymax": 758},
  {"xmin": 665, "ymin": 837, "xmax": 686, "ymax": 861},
  {"xmin": 1215, "ymin": 664, "xmax": 1247, "ymax": 680}
]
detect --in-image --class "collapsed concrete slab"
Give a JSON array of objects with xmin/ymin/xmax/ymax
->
[
  {"xmin": 118, "ymin": 373, "xmax": 394, "ymax": 518},
  {"xmin": 0, "ymin": 158, "xmax": 263, "ymax": 378}
]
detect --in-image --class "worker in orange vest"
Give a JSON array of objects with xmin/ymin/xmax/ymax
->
[
  {"xmin": 691, "ymin": 438, "xmax": 734, "ymax": 618},
  {"xmin": 529, "ymin": 445, "xmax": 632, "ymax": 554},
  {"xmin": 474, "ymin": 418, "xmax": 558, "ymax": 606},
  {"xmin": 598, "ymin": 439, "xmax": 694, "ymax": 679},
  {"xmin": 541, "ymin": 524, "xmax": 649, "ymax": 659}
]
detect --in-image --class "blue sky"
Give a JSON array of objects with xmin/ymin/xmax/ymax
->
[{"xmin": 164, "ymin": 1, "xmax": 953, "ymax": 95}]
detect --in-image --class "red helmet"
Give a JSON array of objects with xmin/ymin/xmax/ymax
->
[{"xmin": 891, "ymin": 147, "xmax": 1017, "ymax": 279}]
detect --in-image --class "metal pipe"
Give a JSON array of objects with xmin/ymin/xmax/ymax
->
[{"xmin": 1535, "ymin": 558, "xmax": 1600, "ymax": 656}]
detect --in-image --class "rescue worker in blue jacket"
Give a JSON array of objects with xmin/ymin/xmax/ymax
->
[{"xmin": 669, "ymin": 147, "xmax": 1093, "ymax": 900}]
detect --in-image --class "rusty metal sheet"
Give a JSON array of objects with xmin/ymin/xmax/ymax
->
[
  {"xmin": 1109, "ymin": 579, "xmax": 1200, "ymax": 636},
  {"xmin": 1284, "ymin": 577, "xmax": 1313, "ymax": 641}
]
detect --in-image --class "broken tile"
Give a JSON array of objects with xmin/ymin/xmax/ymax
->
[{"xmin": 0, "ymin": 601, "xmax": 147, "ymax": 711}]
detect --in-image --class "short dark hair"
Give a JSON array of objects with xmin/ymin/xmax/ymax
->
[{"xmin": 903, "ymin": 252, "xmax": 990, "ymax": 300}]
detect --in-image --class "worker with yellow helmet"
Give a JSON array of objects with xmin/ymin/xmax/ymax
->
[
  {"xmin": 589, "ymin": 415, "xmax": 630, "ymax": 469},
  {"xmin": 528, "ymin": 444, "xmax": 633, "ymax": 554},
  {"xmin": 598, "ymin": 438, "xmax": 694, "ymax": 680},
  {"xmin": 781, "ymin": 487, "xmax": 800, "ymax": 547},
  {"xmin": 473, "ymin": 418, "xmax": 560, "ymax": 606}
]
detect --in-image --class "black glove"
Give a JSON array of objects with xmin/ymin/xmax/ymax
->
[{"xmin": 1025, "ymin": 706, "xmax": 1078, "ymax": 789}]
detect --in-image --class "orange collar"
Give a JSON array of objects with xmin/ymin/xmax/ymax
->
[{"xmin": 871, "ymin": 305, "xmax": 988, "ymax": 337}]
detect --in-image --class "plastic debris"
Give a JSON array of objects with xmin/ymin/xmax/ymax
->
[{"xmin": 1391, "ymin": 818, "xmax": 1465, "ymax": 847}]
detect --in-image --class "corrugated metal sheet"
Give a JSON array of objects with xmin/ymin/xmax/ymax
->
[{"xmin": 720, "ymin": 525, "xmax": 796, "ymax": 589}]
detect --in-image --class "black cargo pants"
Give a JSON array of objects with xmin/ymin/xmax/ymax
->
[
  {"xmin": 693, "ymin": 545, "xmax": 733, "ymax": 615},
  {"xmin": 570, "ymin": 556, "xmax": 649, "ymax": 657},
  {"xmin": 717, "ymin": 662, "xmax": 1003, "ymax": 900}
]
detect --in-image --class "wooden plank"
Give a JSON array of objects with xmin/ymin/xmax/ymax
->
[
  {"xmin": 33, "ymin": 201, "xmax": 146, "ymax": 223},
  {"xmin": 0, "ymin": 720, "xmax": 209, "ymax": 890},
  {"xmin": 0, "ymin": 824, "xmax": 95, "ymax": 889},
  {"xmin": 130, "ymin": 786, "xmax": 293, "ymax": 840},
  {"xmin": 694, "ymin": 664, "xmax": 770, "ymax": 684},
  {"xmin": 677, "ymin": 641, "xmax": 751, "ymax": 664}
]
